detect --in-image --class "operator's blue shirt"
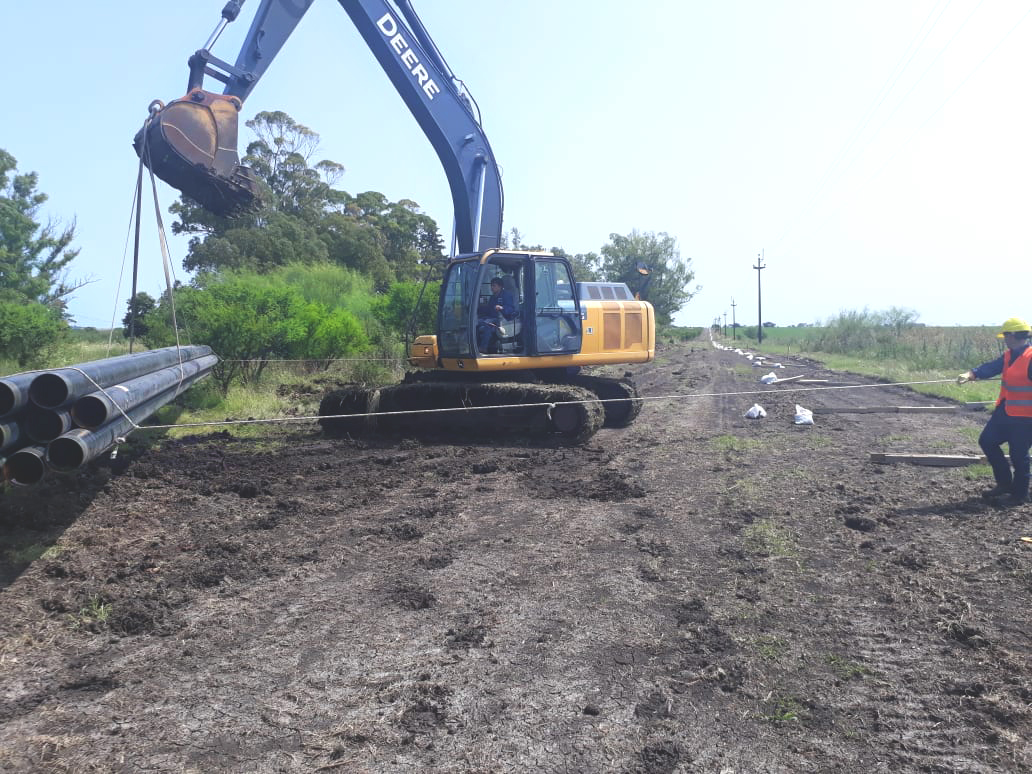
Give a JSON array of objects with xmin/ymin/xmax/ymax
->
[{"xmin": 478, "ymin": 289, "xmax": 517, "ymax": 320}]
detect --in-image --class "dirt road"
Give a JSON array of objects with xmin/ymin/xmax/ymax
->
[{"xmin": 1, "ymin": 338, "xmax": 1029, "ymax": 772}]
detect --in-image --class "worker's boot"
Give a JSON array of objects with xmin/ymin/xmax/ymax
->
[
  {"xmin": 982, "ymin": 483, "xmax": 1010, "ymax": 500},
  {"xmin": 1003, "ymin": 486, "xmax": 1029, "ymax": 507}
]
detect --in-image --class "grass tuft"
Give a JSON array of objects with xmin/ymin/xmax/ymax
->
[{"xmin": 743, "ymin": 518, "xmax": 797, "ymax": 558}]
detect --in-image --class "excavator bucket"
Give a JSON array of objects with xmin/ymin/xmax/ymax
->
[{"xmin": 133, "ymin": 90, "xmax": 261, "ymax": 216}]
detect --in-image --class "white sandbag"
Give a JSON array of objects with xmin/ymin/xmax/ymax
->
[
  {"xmin": 794, "ymin": 404, "xmax": 814, "ymax": 425},
  {"xmin": 760, "ymin": 372, "xmax": 778, "ymax": 384},
  {"xmin": 745, "ymin": 404, "xmax": 767, "ymax": 419}
]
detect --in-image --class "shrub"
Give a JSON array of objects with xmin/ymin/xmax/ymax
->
[
  {"xmin": 162, "ymin": 274, "xmax": 368, "ymax": 393},
  {"xmin": 0, "ymin": 300, "xmax": 66, "ymax": 367},
  {"xmin": 371, "ymin": 280, "xmax": 440, "ymax": 341}
]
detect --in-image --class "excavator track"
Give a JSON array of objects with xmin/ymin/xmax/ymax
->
[
  {"xmin": 567, "ymin": 374, "xmax": 643, "ymax": 428},
  {"xmin": 318, "ymin": 380, "xmax": 607, "ymax": 445}
]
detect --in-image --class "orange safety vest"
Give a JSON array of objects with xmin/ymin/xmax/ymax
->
[{"xmin": 997, "ymin": 345, "xmax": 1032, "ymax": 417}]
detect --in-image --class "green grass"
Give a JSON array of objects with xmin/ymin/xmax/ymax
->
[
  {"xmin": 761, "ymin": 695, "xmax": 807, "ymax": 724},
  {"xmin": 710, "ymin": 435, "xmax": 761, "ymax": 453},
  {"xmin": 753, "ymin": 635, "xmax": 789, "ymax": 660},
  {"xmin": 5, "ymin": 543, "xmax": 63, "ymax": 565},
  {"xmin": 0, "ymin": 328, "xmax": 133, "ymax": 376},
  {"xmin": 145, "ymin": 358, "xmax": 402, "ymax": 441},
  {"xmin": 958, "ymin": 426, "xmax": 983, "ymax": 443},
  {"xmin": 150, "ymin": 369, "xmax": 321, "ymax": 441},
  {"xmin": 962, "ymin": 463, "xmax": 993, "ymax": 481},
  {"xmin": 69, "ymin": 596, "xmax": 110, "ymax": 629},
  {"xmin": 825, "ymin": 654, "xmax": 871, "ymax": 680},
  {"xmin": 715, "ymin": 322, "xmax": 1006, "ymax": 405},
  {"xmin": 742, "ymin": 518, "xmax": 797, "ymax": 558}
]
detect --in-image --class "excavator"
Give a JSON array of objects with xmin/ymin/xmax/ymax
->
[{"xmin": 135, "ymin": 0, "xmax": 655, "ymax": 443}]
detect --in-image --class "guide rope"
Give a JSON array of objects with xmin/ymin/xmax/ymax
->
[{"xmin": 131, "ymin": 376, "xmax": 982, "ymax": 432}]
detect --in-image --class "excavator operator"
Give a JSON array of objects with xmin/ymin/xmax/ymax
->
[{"xmin": 477, "ymin": 277, "xmax": 517, "ymax": 353}]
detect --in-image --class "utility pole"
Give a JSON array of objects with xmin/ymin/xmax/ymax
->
[
  {"xmin": 723, "ymin": 311, "xmax": 727, "ymax": 337},
  {"xmin": 754, "ymin": 250, "xmax": 765, "ymax": 345},
  {"xmin": 730, "ymin": 297, "xmax": 737, "ymax": 340}
]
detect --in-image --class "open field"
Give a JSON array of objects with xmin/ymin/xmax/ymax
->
[{"xmin": 1, "ymin": 337, "xmax": 1029, "ymax": 772}]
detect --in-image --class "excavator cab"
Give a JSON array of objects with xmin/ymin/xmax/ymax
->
[
  {"xmin": 434, "ymin": 251, "xmax": 582, "ymax": 360},
  {"xmin": 134, "ymin": 89, "xmax": 261, "ymax": 216}
]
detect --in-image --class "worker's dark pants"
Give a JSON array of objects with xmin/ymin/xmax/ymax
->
[
  {"xmin": 477, "ymin": 318, "xmax": 499, "ymax": 352},
  {"xmin": 979, "ymin": 405, "xmax": 1032, "ymax": 497}
]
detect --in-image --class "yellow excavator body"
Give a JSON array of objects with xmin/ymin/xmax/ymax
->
[{"xmin": 408, "ymin": 298, "xmax": 654, "ymax": 372}]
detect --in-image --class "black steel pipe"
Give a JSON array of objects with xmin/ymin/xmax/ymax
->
[
  {"xmin": 0, "ymin": 418, "xmax": 22, "ymax": 452},
  {"xmin": 0, "ymin": 372, "xmax": 37, "ymax": 418},
  {"xmin": 29, "ymin": 345, "xmax": 214, "ymax": 409},
  {"xmin": 72, "ymin": 354, "xmax": 219, "ymax": 429},
  {"xmin": 23, "ymin": 408, "xmax": 73, "ymax": 444},
  {"xmin": 5, "ymin": 445, "xmax": 47, "ymax": 486},
  {"xmin": 48, "ymin": 369, "xmax": 211, "ymax": 471}
]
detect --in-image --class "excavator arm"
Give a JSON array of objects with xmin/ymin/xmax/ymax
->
[{"xmin": 135, "ymin": 0, "xmax": 503, "ymax": 254}]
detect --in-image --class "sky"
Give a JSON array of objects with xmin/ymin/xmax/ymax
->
[{"xmin": 4, "ymin": 0, "xmax": 1032, "ymax": 330}]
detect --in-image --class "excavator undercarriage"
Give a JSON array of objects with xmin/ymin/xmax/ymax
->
[{"xmin": 318, "ymin": 373, "xmax": 641, "ymax": 445}]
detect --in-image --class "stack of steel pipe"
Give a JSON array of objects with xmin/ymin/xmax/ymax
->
[{"xmin": 0, "ymin": 345, "xmax": 216, "ymax": 486}]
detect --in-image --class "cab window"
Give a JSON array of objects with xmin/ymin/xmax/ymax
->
[
  {"xmin": 437, "ymin": 260, "xmax": 478, "ymax": 357},
  {"xmin": 533, "ymin": 261, "xmax": 581, "ymax": 354}
]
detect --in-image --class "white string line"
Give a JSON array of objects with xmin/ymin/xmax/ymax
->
[{"xmin": 132, "ymin": 376, "xmax": 985, "ymax": 432}]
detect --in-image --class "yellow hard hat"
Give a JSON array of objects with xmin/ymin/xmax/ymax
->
[{"xmin": 997, "ymin": 317, "xmax": 1032, "ymax": 338}]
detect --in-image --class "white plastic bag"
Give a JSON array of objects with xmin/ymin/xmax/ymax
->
[
  {"xmin": 794, "ymin": 404, "xmax": 814, "ymax": 425},
  {"xmin": 745, "ymin": 404, "xmax": 767, "ymax": 419},
  {"xmin": 760, "ymin": 372, "xmax": 778, "ymax": 384}
]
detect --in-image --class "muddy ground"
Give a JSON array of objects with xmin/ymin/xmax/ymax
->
[{"xmin": 1, "ymin": 337, "xmax": 1029, "ymax": 773}]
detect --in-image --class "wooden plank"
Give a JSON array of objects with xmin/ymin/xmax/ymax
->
[
  {"xmin": 813, "ymin": 406, "xmax": 891, "ymax": 414},
  {"xmin": 815, "ymin": 406, "xmax": 957, "ymax": 414},
  {"xmin": 869, "ymin": 453, "xmax": 986, "ymax": 467}
]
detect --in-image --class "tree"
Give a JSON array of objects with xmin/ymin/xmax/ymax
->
[
  {"xmin": 243, "ymin": 110, "xmax": 344, "ymax": 217},
  {"xmin": 182, "ymin": 211, "xmax": 329, "ymax": 273},
  {"xmin": 169, "ymin": 112, "xmax": 445, "ymax": 285},
  {"xmin": 549, "ymin": 246, "xmax": 601, "ymax": 283},
  {"xmin": 883, "ymin": 306, "xmax": 919, "ymax": 337},
  {"xmin": 122, "ymin": 292, "xmax": 157, "ymax": 339},
  {"xmin": 598, "ymin": 230, "xmax": 699, "ymax": 325},
  {"xmin": 504, "ymin": 229, "xmax": 600, "ymax": 282},
  {"xmin": 0, "ymin": 149, "xmax": 86, "ymax": 315},
  {"xmin": 376, "ymin": 199, "xmax": 445, "ymax": 283}
]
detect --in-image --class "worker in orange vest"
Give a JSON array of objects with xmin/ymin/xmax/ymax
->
[{"xmin": 958, "ymin": 317, "xmax": 1032, "ymax": 506}]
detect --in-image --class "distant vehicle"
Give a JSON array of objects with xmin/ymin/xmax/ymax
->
[{"xmin": 762, "ymin": 322, "xmax": 776, "ymax": 328}]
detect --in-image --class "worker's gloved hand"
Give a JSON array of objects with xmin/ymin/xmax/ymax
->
[{"xmin": 957, "ymin": 371, "xmax": 973, "ymax": 384}]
